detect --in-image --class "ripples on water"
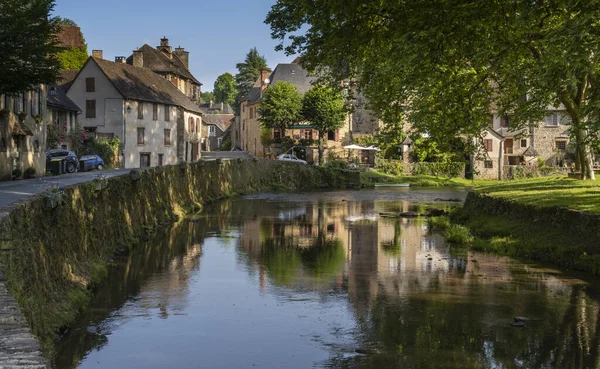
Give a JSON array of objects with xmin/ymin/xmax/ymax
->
[{"xmin": 53, "ymin": 189, "xmax": 600, "ymax": 369}]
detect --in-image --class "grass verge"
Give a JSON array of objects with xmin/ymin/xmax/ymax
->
[{"xmin": 360, "ymin": 172, "xmax": 492, "ymax": 187}]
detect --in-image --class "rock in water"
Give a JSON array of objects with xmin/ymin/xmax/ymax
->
[
  {"xmin": 514, "ymin": 316, "xmax": 530, "ymax": 322},
  {"xmin": 511, "ymin": 321, "xmax": 526, "ymax": 327}
]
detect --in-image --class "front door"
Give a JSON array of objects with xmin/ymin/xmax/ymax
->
[
  {"xmin": 140, "ymin": 153, "xmax": 151, "ymax": 168},
  {"xmin": 191, "ymin": 143, "xmax": 199, "ymax": 161}
]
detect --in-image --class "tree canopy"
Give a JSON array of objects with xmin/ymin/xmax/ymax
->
[
  {"xmin": 266, "ymin": 0, "xmax": 600, "ymax": 179},
  {"xmin": 213, "ymin": 72, "xmax": 237, "ymax": 105},
  {"xmin": 235, "ymin": 47, "xmax": 270, "ymax": 110},
  {"xmin": 0, "ymin": 0, "xmax": 61, "ymax": 95},
  {"xmin": 258, "ymin": 81, "xmax": 303, "ymax": 131},
  {"xmin": 302, "ymin": 85, "xmax": 346, "ymax": 164},
  {"xmin": 54, "ymin": 16, "xmax": 77, "ymax": 26},
  {"xmin": 199, "ymin": 91, "xmax": 215, "ymax": 104}
]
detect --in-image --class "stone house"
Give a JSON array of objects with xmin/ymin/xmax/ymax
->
[
  {"xmin": 0, "ymin": 88, "xmax": 48, "ymax": 180},
  {"xmin": 470, "ymin": 127, "xmax": 505, "ymax": 180},
  {"xmin": 201, "ymin": 114, "xmax": 233, "ymax": 151},
  {"xmin": 67, "ymin": 56, "xmax": 203, "ymax": 169},
  {"xmin": 125, "ymin": 38, "xmax": 201, "ymax": 103},
  {"xmin": 235, "ymin": 61, "xmax": 352, "ymax": 162}
]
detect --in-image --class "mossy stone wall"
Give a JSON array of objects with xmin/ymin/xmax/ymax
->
[{"xmin": 0, "ymin": 160, "xmax": 360, "ymax": 354}]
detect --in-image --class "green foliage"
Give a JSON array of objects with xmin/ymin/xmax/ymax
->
[
  {"xmin": 213, "ymin": 72, "xmax": 237, "ymax": 105},
  {"xmin": 0, "ymin": 0, "xmax": 61, "ymax": 94},
  {"xmin": 302, "ymin": 85, "xmax": 347, "ymax": 165},
  {"xmin": 199, "ymin": 91, "xmax": 215, "ymax": 104},
  {"xmin": 412, "ymin": 162, "xmax": 465, "ymax": 178},
  {"xmin": 258, "ymin": 81, "xmax": 303, "ymax": 130},
  {"xmin": 220, "ymin": 135, "xmax": 232, "ymax": 151},
  {"xmin": 235, "ymin": 47, "xmax": 271, "ymax": 110},
  {"xmin": 507, "ymin": 165, "xmax": 526, "ymax": 180},
  {"xmin": 54, "ymin": 16, "xmax": 77, "ymax": 26},
  {"xmin": 352, "ymin": 134, "xmax": 376, "ymax": 147},
  {"xmin": 265, "ymin": 0, "xmax": 600, "ymax": 179},
  {"xmin": 67, "ymin": 123, "xmax": 86, "ymax": 155},
  {"xmin": 325, "ymin": 159, "xmax": 349, "ymax": 170},
  {"xmin": 56, "ymin": 46, "xmax": 88, "ymax": 70},
  {"xmin": 375, "ymin": 158, "xmax": 403, "ymax": 175},
  {"xmin": 445, "ymin": 225, "xmax": 474, "ymax": 244},
  {"xmin": 260, "ymin": 126, "xmax": 274, "ymax": 148},
  {"xmin": 46, "ymin": 123, "xmax": 59, "ymax": 149},
  {"xmin": 428, "ymin": 216, "xmax": 451, "ymax": 232},
  {"xmin": 82, "ymin": 137, "xmax": 120, "ymax": 168},
  {"xmin": 12, "ymin": 168, "xmax": 22, "ymax": 178}
]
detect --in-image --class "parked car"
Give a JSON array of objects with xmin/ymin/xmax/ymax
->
[
  {"xmin": 79, "ymin": 154, "xmax": 105, "ymax": 171},
  {"xmin": 46, "ymin": 149, "xmax": 79, "ymax": 173},
  {"xmin": 277, "ymin": 154, "xmax": 307, "ymax": 164}
]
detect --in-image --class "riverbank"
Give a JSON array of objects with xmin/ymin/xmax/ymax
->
[
  {"xmin": 0, "ymin": 159, "xmax": 360, "ymax": 361},
  {"xmin": 360, "ymin": 171, "xmax": 478, "ymax": 187},
  {"xmin": 455, "ymin": 176, "xmax": 600, "ymax": 275}
]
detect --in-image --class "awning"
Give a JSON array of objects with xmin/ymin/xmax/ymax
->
[
  {"xmin": 12, "ymin": 121, "xmax": 33, "ymax": 136},
  {"xmin": 343, "ymin": 144, "xmax": 380, "ymax": 151}
]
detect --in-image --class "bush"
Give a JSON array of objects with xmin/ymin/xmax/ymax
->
[
  {"xmin": 326, "ymin": 159, "xmax": 349, "ymax": 170},
  {"xmin": 445, "ymin": 224, "xmax": 474, "ymax": 244},
  {"xmin": 412, "ymin": 162, "xmax": 465, "ymax": 178},
  {"xmin": 12, "ymin": 168, "xmax": 22, "ymax": 178},
  {"xmin": 375, "ymin": 158, "xmax": 403, "ymax": 175},
  {"xmin": 507, "ymin": 165, "xmax": 526, "ymax": 180},
  {"xmin": 82, "ymin": 137, "xmax": 120, "ymax": 168},
  {"xmin": 220, "ymin": 136, "xmax": 232, "ymax": 151},
  {"xmin": 24, "ymin": 167, "xmax": 36, "ymax": 178},
  {"xmin": 429, "ymin": 216, "xmax": 451, "ymax": 232}
]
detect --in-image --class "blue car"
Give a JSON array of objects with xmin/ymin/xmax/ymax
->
[{"xmin": 80, "ymin": 154, "xmax": 105, "ymax": 171}]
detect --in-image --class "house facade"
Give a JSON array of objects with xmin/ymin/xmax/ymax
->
[
  {"xmin": 201, "ymin": 114, "xmax": 233, "ymax": 151},
  {"xmin": 0, "ymin": 88, "xmax": 48, "ymax": 180},
  {"xmin": 67, "ymin": 56, "xmax": 203, "ymax": 169},
  {"xmin": 46, "ymin": 83, "xmax": 81, "ymax": 150},
  {"xmin": 126, "ymin": 38, "xmax": 201, "ymax": 103}
]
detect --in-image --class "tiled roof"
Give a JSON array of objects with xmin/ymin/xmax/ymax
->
[
  {"xmin": 58, "ymin": 69, "xmax": 79, "ymax": 90},
  {"xmin": 202, "ymin": 114, "xmax": 233, "ymax": 132},
  {"xmin": 126, "ymin": 44, "xmax": 201, "ymax": 85},
  {"xmin": 47, "ymin": 85, "xmax": 81, "ymax": 112},
  {"xmin": 199, "ymin": 102, "xmax": 234, "ymax": 114},
  {"xmin": 523, "ymin": 146, "xmax": 539, "ymax": 157},
  {"xmin": 495, "ymin": 127, "xmax": 526, "ymax": 138},
  {"xmin": 91, "ymin": 57, "xmax": 203, "ymax": 114}
]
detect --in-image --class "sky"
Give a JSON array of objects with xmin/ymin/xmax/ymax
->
[{"xmin": 54, "ymin": 0, "xmax": 297, "ymax": 91}]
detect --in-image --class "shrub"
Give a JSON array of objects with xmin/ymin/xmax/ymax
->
[
  {"xmin": 412, "ymin": 162, "xmax": 465, "ymax": 178},
  {"xmin": 326, "ymin": 159, "xmax": 349, "ymax": 170},
  {"xmin": 12, "ymin": 168, "xmax": 22, "ymax": 178},
  {"xmin": 445, "ymin": 224, "xmax": 474, "ymax": 244},
  {"xmin": 24, "ymin": 167, "xmax": 36, "ymax": 178},
  {"xmin": 507, "ymin": 165, "xmax": 525, "ymax": 180},
  {"xmin": 428, "ymin": 216, "xmax": 451, "ymax": 232},
  {"xmin": 375, "ymin": 158, "xmax": 403, "ymax": 175},
  {"xmin": 82, "ymin": 137, "xmax": 120, "ymax": 168}
]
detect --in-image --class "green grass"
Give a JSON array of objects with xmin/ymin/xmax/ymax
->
[
  {"xmin": 475, "ymin": 175, "xmax": 600, "ymax": 213},
  {"xmin": 360, "ymin": 171, "xmax": 493, "ymax": 187}
]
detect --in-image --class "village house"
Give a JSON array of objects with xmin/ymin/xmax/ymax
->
[
  {"xmin": 201, "ymin": 114, "xmax": 233, "ymax": 151},
  {"xmin": 126, "ymin": 38, "xmax": 201, "ymax": 103},
  {"xmin": 0, "ymin": 88, "xmax": 47, "ymax": 180},
  {"xmin": 67, "ymin": 55, "xmax": 203, "ymax": 169},
  {"xmin": 235, "ymin": 61, "xmax": 353, "ymax": 163},
  {"xmin": 200, "ymin": 102, "xmax": 234, "ymax": 115},
  {"xmin": 46, "ymin": 71, "xmax": 82, "ymax": 150}
]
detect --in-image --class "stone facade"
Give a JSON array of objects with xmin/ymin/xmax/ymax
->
[
  {"xmin": 472, "ymin": 128, "xmax": 504, "ymax": 180},
  {"xmin": 0, "ymin": 89, "xmax": 48, "ymax": 180}
]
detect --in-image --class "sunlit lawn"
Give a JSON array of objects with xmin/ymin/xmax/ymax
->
[{"xmin": 475, "ymin": 176, "xmax": 600, "ymax": 213}]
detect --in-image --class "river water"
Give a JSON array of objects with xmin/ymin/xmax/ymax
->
[{"xmin": 53, "ymin": 189, "xmax": 600, "ymax": 369}]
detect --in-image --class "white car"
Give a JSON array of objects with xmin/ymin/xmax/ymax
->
[{"xmin": 277, "ymin": 154, "xmax": 307, "ymax": 164}]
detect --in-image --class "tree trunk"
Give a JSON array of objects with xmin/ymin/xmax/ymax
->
[
  {"xmin": 573, "ymin": 124, "xmax": 595, "ymax": 180},
  {"xmin": 318, "ymin": 131, "xmax": 324, "ymax": 166}
]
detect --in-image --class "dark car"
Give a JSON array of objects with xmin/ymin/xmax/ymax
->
[
  {"xmin": 79, "ymin": 154, "xmax": 105, "ymax": 171},
  {"xmin": 46, "ymin": 149, "xmax": 79, "ymax": 173}
]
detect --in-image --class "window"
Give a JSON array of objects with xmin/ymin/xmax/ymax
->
[
  {"xmin": 138, "ymin": 102, "xmax": 144, "ymax": 119},
  {"xmin": 273, "ymin": 129, "xmax": 281, "ymax": 139},
  {"xmin": 137, "ymin": 127, "xmax": 145, "ymax": 145},
  {"xmin": 86, "ymin": 100, "xmax": 96, "ymax": 118},
  {"xmin": 302, "ymin": 129, "xmax": 312, "ymax": 140},
  {"xmin": 217, "ymin": 137, "xmax": 222, "ymax": 147},
  {"xmin": 164, "ymin": 105, "xmax": 170, "ymax": 121},
  {"xmin": 196, "ymin": 118, "xmax": 200, "ymax": 133},
  {"xmin": 328, "ymin": 130, "xmax": 336, "ymax": 140},
  {"xmin": 140, "ymin": 153, "xmax": 151, "ymax": 168},
  {"xmin": 85, "ymin": 78, "xmax": 95, "ymax": 92},
  {"xmin": 521, "ymin": 139, "xmax": 527, "ymax": 148},
  {"xmin": 484, "ymin": 139, "xmax": 493, "ymax": 152},
  {"xmin": 504, "ymin": 139, "xmax": 513, "ymax": 154},
  {"xmin": 556, "ymin": 140, "xmax": 567, "ymax": 151},
  {"xmin": 164, "ymin": 129, "xmax": 171, "ymax": 146},
  {"xmin": 484, "ymin": 160, "xmax": 493, "ymax": 169},
  {"xmin": 189, "ymin": 117, "xmax": 194, "ymax": 133},
  {"xmin": 0, "ymin": 137, "xmax": 6, "ymax": 152},
  {"xmin": 153, "ymin": 103, "xmax": 158, "ymax": 121},
  {"xmin": 544, "ymin": 113, "xmax": 560, "ymax": 126},
  {"xmin": 158, "ymin": 153, "xmax": 164, "ymax": 166},
  {"xmin": 209, "ymin": 126, "xmax": 216, "ymax": 136},
  {"xmin": 500, "ymin": 115, "xmax": 510, "ymax": 128},
  {"xmin": 34, "ymin": 140, "xmax": 39, "ymax": 152}
]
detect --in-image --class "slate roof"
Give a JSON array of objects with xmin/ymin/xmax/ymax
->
[
  {"xmin": 199, "ymin": 102, "xmax": 234, "ymax": 114},
  {"xmin": 523, "ymin": 146, "xmax": 539, "ymax": 157},
  {"xmin": 244, "ymin": 86, "xmax": 262, "ymax": 105},
  {"xmin": 495, "ymin": 127, "xmax": 526, "ymax": 138},
  {"xmin": 89, "ymin": 57, "xmax": 203, "ymax": 114},
  {"xmin": 57, "ymin": 70, "xmax": 79, "ymax": 90},
  {"xmin": 126, "ymin": 44, "xmax": 201, "ymax": 85},
  {"xmin": 269, "ymin": 63, "xmax": 317, "ymax": 94},
  {"xmin": 47, "ymin": 85, "xmax": 81, "ymax": 112},
  {"xmin": 202, "ymin": 114, "xmax": 233, "ymax": 132}
]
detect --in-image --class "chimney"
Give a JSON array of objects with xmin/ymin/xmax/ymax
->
[
  {"xmin": 132, "ymin": 49, "xmax": 143, "ymax": 68},
  {"xmin": 115, "ymin": 56, "xmax": 126, "ymax": 64},
  {"xmin": 174, "ymin": 46, "xmax": 189, "ymax": 69},
  {"xmin": 92, "ymin": 50, "xmax": 103, "ymax": 59},
  {"xmin": 260, "ymin": 69, "xmax": 270, "ymax": 94},
  {"xmin": 157, "ymin": 36, "xmax": 172, "ymax": 56}
]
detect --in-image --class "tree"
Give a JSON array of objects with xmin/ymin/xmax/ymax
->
[
  {"xmin": 266, "ymin": 1, "xmax": 600, "ymax": 179},
  {"xmin": 56, "ymin": 46, "xmax": 87, "ymax": 70},
  {"xmin": 54, "ymin": 16, "xmax": 77, "ymax": 26},
  {"xmin": 235, "ymin": 47, "xmax": 271, "ymax": 111},
  {"xmin": 258, "ymin": 81, "xmax": 302, "ymax": 132},
  {"xmin": 199, "ymin": 91, "xmax": 215, "ymax": 104},
  {"xmin": 0, "ymin": 0, "xmax": 61, "ymax": 95},
  {"xmin": 213, "ymin": 72, "xmax": 237, "ymax": 105},
  {"xmin": 302, "ymin": 85, "xmax": 346, "ymax": 165}
]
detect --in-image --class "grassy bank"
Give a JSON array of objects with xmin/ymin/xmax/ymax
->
[
  {"xmin": 0, "ymin": 160, "xmax": 360, "ymax": 357},
  {"xmin": 360, "ymin": 171, "xmax": 490, "ymax": 187}
]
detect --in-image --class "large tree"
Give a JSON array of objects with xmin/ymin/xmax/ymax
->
[
  {"xmin": 302, "ymin": 85, "xmax": 346, "ymax": 165},
  {"xmin": 213, "ymin": 72, "xmax": 237, "ymax": 105},
  {"xmin": 0, "ymin": 0, "xmax": 61, "ymax": 95},
  {"xmin": 235, "ymin": 47, "xmax": 271, "ymax": 111},
  {"xmin": 258, "ymin": 81, "xmax": 303, "ymax": 131},
  {"xmin": 55, "ymin": 17, "xmax": 88, "ymax": 70},
  {"xmin": 266, "ymin": 1, "xmax": 600, "ymax": 179}
]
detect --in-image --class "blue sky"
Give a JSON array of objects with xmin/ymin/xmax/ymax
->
[{"xmin": 54, "ymin": 0, "xmax": 296, "ymax": 91}]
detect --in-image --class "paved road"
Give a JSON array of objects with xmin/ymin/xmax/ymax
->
[
  {"xmin": 0, "ymin": 169, "xmax": 130, "ymax": 208},
  {"xmin": 201, "ymin": 151, "xmax": 252, "ymax": 160}
]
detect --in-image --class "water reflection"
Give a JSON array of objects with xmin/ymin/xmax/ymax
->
[{"xmin": 53, "ymin": 189, "xmax": 600, "ymax": 369}]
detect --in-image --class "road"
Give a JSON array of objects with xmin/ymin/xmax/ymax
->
[{"xmin": 0, "ymin": 169, "xmax": 130, "ymax": 208}]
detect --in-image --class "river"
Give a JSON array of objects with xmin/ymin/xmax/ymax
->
[{"xmin": 53, "ymin": 188, "xmax": 600, "ymax": 369}]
